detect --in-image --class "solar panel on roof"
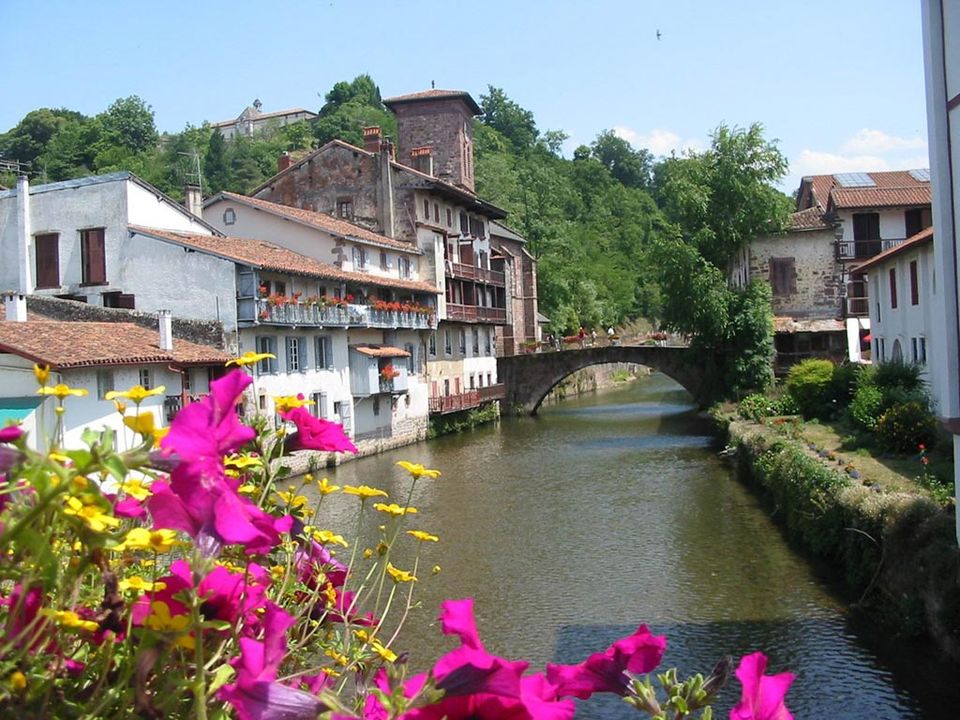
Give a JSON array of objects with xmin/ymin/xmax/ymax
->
[
  {"xmin": 908, "ymin": 169, "xmax": 930, "ymax": 182},
  {"xmin": 835, "ymin": 172, "xmax": 876, "ymax": 188}
]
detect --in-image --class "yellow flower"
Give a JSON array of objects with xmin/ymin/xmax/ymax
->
[
  {"xmin": 274, "ymin": 489, "xmax": 309, "ymax": 510},
  {"xmin": 63, "ymin": 496, "xmax": 120, "ymax": 533},
  {"xmin": 43, "ymin": 609, "xmax": 99, "ymax": 633},
  {"xmin": 273, "ymin": 395, "xmax": 313, "ymax": 413},
  {"xmin": 123, "ymin": 412, "xmax": 156, "ymax": 434},
  {"xmin": 396, "ymin": 461, "xmax": 441, "ymax": 479},
  {"xmin": 313, "ymin": 529, "xmax": 348, "ymax": 547},
  {"xmin": 386, "ymin": 563, "xmax": 417, "ymax": 583},
  {"xmin": 237, "ymin": 483, "xmax": 258, "ymax": 496},
  {"xmin": 325, "ymin": 648, "xmax": 349, "ymax": 666},
  {"xmin": 115, "ymin": 527, "xmax": 178, "ymax": 553},
  {"xmin": 38, "ymin": 383, "xmax": 88, "ymax": 399},
  {"xmin": 151, "ymin": 426, "xmax": 169, "ymax": 446},
  {"xmin": 33, "ymin": 363, "xmax": 51, "ymax": 386},
  {"xmin": 8, "ymin": 671, "xmax": 26, "ymax": 691},
  {"xmin": 316, "ymin": 477, "xmax": 340, "ymax": 495},
  {"xmin": 374, "ymin": 502, "xmax": 418, "ymax": 517},
  {"xmin": 372, "ymin": 640, "xmax": 397, "ymax": 663},
  {"xmin": 105, "ymin": 385, "xmax": 165, "ymax": 403},
  {"xmin": 363, "ymin": 548, "xmax": 373, "ymax": 559},
  {"xmin": 112, "ymin": 399, "xmax": 128, "ymax": 414},
  {"xmin": 118, "ymin": 577, "xmax": 167, "ymax": 593},
  {"xmin": 431, "ymin": 565, "xmax": 442, "ymax": 575},
  {"xmin": 144, "ymin": 601, "xmax": 194, "ymax": 649},
  {"xmin": 226, "ymin": 351, "xmax": 276, "ymax": 367},
  {"xmin": 407, "ymin": 530, "xmax": 439, "ymax": 542},
  {"xmin": 120, "ymin": 478, "xmax": 153, "ymax": 501},
  {"xmin": 321, "ymin": 584, "xmax": 337, "ymax": 606},
  {"xmin": 343, "ymin": 484, "xmax": 388, "ymax": 499},
  {"xmin": 225, "ymin": 454, "xmax": 263, "ymax": 470}
]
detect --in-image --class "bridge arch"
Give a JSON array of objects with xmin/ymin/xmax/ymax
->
[{"xmin": 497, "ymin": 346, "xmax": 712, "ymax": 415}]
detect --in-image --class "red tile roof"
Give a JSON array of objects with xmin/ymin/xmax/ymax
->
[
  {"xmin": 789, "ymin": 207, "xmax": 832, "ymax": 231},
  {"xmin": 213, "ymin": 192, "xmax": 421, "ymax": 253},
  {"xmin": 351, "ymin": 345, "xmax": 410, "ymax": 358},
  {"xmin": 383, "ymin": 90, "xmax": 482, "ymax": 115},
  {"xmin": 853, "ymin": 226, "xmax": 934, "ymax": 273},
  {"xmin": 129, "ymin": 226, "xmax": 438, "ymax": 295},
  {"xmin": 0, "ymin": 320, "xmax": 231, "ymax": 369},
  {"xmin": 829, "ymin": 186, "xmax": 931, "ymax": 209},
  {"xmin": 211, "ymin": 107, "xmax": 317, "ymax": 128},
  {"xmin": 797, "ymin": 170, "xmax": 930, "ymax": 211},
  {"xmin": 773, "ymin": 317, "xmax": 845, "ymax": 334}
]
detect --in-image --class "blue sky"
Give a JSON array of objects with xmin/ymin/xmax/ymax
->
[{"xmin": 2, "ymin": 0, "xmax": 929, "ymax": 191}]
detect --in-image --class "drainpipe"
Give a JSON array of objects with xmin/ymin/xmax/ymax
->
[{"xmin": 378, "ymin": 141, "xmax": 395, "ymax": 238}]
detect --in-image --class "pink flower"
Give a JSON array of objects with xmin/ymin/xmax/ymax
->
[
  {"xmin": 730, "ymin": 652, "xmax": 794, "ymax": 720},
  {"xmin": 546, "ymin": 624, "xmax": 666, "ymax": 699},
  {"xmin": 281, "ymin": 406, "xmax": 357, "ymax": 454},
  {"xmin": 219, "ymin": 603, "xmax": 325, "ymax": 720},
  {"xmin": 2, "ymin": 584, "xmax": 45, "ymax": 651},
  {"xmin": 0, "ymin": 425, "xmax": 23, "ymax": 443}
]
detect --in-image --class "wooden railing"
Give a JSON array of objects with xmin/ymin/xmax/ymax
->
[
  {"xmin": 164, "ymin": 393, "xmax": 209, "ymax": 422},
  {"xmin": 446, "ymin": 261, "xmax": 505, "ymax": 286},
  {"xmin": 428, "ymin": 384, "xmax": 504, "ymax": 414},
  {"xmin": 445, "ymin": 303, "xmax": 507, "ymax": 324},
  {"xmin": 836, "ymin": 238, "xmax": 905, "ymax": 261},
  {"xmin": 251, "ymin": 300, "xmax": 436, "ymax": 329}
]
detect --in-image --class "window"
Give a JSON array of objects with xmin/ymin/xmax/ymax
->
[
  {"xmin": 255, "ymin": 336, "xmax": 277, "ymax": 374},
  {"xmin": 103, "ymin": 291, "xmax": 135, "ymax": 309},
  {"xmin": 485, "ymin": 329, "xmax": 492, "ymax": 356},
  {"xmin": 404, "ymin": 343, "xmax": 416, "ymax": 373},
  {"xmin": 96, "ymin": 370, "xmax": 114, "ymax": 399},
  {"xmin": 486, "ymin": 372, "xmax": 492, "ymax": 386},
  {"xmin": 80, "ymin": 228, "xmax": 106, "ymax": 285},
  {"xmin": 312, "ymin": 392, "xmax": 328, "ymax": 419},
  {"xmin": 286, "ymin": 337, "xmax": 303, "ymax": 373},
  {"xmin": 889, "ymin": 268, "xmax": 898, "ymax": 309},
  {"xmin": 852, "ymin": 213, "xmax": 881, "ymax": 241},
  {"xmin": 315, "ymin": 335, "xmax": 333, "ymax": 370},
  {"xmin": 910, "ymin": 260, "xmax": 919, "ymax": 305},
  {"xmin": 446, "ymin": 208, "xmax": 453, "ymax": 227},
  {"xmin": 912, "ymin": 337, "xmax": 920, "ymax": 364},
  {"xmin": 434, "ymin": 203, "xmax": 440, "ymax": 223},
  {"xmin": 373, "ymin": 397, "xmax": 381, "ymax": 416},
  {"xmin": 380, "ymin": 251, "xmax": 389, "ymax": 270},
  {"xmin": 352, "ymin": 247, "xmax": 367, "ymax": 270},
  {"xmin": 919, "ymin": 336, "xmax": 927, "ymax": 364},
  {"xmin": 458, "ymin": 329, "xmax": 466, "ymax": 354},
  {"xmin": 223, "ymin": 208, "xmax": 236, "ymax": 225},
  {"xmin": 139, "ymin": 368, "xmax": 152, "ymax": 390},
  {"xmin": 399, "ymin": 256, "xmax": 411, "ymax": 279},
  {"xmin": 428, "ymin": 332, "xmax": 437, "ymax": 357},
  {"xmin": 469, "ymin": 374, "xmax": 475, "ymax": 390},
  {"xmin": 472, "ymin": 328, "xmax": 480, "ymax": 355},
  {"xmin": 35, "ymin": 233, "xmax": 59, "ymax": 288},
  {"xmin": 878, "ymin": 337, "xmax": 886, "ymax": 362},
  {"xmin": 904, "ymin": 208, "xmax": 931, "ymax": 238},
  {"xmin": 769, "ymin": 257, "xmax": 796, "ymax": 296},
  {"xmin": 444, "ymin": 330, "xmax": 452, "ymax": 356},
  {"xmin": 273, "ymin": 280, "xmax": 286, "ymax": 297},
  {"xmin": 337, "ymin": 199, "xmax": 353, "ymax": 219},
  {"xmin": 423, "ymin": 198, "xmax": 430, "ymax": 219},
  {"xmin": 460, "ymin": 212, "xmax": 469, "ymax": 235}
]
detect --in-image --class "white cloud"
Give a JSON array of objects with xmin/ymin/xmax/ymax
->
[
  {"xmin": 841, "ymin": 128, "xmax": 927, "ymax": 155},
  {"xmin": 613, "ymin": 126, "xmax": 704, "ymax": 156},
  {"xmin": 791, "ymin": 149, "xmax": 892, "ymax": 177}
]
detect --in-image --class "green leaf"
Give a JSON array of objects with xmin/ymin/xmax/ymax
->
[{"xmin": 208, "ymin": 663, "xmax": 236, "ymax": 694}]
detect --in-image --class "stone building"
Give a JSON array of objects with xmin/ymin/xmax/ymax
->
[
  {"xmin": 490, "ymin": 221, "xmax": 540, "ymax": 355},
  {"xmin": 249, "ymin": 89, "xmax": 517, "ymax": 416},
  {"xmin": 209, "ymin": 99, "xmax": 317, "ymax": 141}
]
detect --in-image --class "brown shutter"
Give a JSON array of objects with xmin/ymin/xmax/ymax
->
[
  {"xmin": 35, "ymin": 233, "xmax": 60, "ymax": 288},
  {"xmin": 910, "ymin": 261, "xmax": 919, "ymax": 305},
  {"xmin": 83, "ymin": 228, "xmax": 107, "ymax": 285},
  {"xmin": 889, "ymin": 268, "xmax": 898, "ymax": 309}
]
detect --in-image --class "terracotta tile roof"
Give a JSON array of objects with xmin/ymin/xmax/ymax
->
[
  {"xmin": 0, "ymin": 320, "xmax": 231, "ymax": 369},
  {"xmin": 853, "ymin": 226, "xmax": 934, "ymax": 273},
  {"xmin": 351, "ymin": 345, "xmax": 410, "ymax": 358},
  {"xmin": 829, "ymin": 186, "xmax": 931, "ymax": 209},
  {"xmin": 773, "ymin": 317, "xmax": 845, "ymax": 334},
  {"xmin": 383, "ymin": 90, "xmax": 482, "ymax": 115},
  {"xmin": 213, "ymin": 192, "xmax": 421, "ymax": 253},
  {"xmin": 789, "ymin": 207, "xmax": 832, "ymax": 231},
  {"xmin": 129, "ymin": 226, "xmax": 438, "ymax": 295},
  {"xmin": 797, "ymin": 170, "xmax": 931, "ymax": 211}
]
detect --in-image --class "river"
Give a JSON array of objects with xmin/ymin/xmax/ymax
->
[{"xmin": 316, "ymin": 373, "xmax": 956, "ymax": 718}]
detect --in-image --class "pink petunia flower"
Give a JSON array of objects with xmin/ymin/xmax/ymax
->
[
  {"xmin": 0, "ymin": 425, "xmax": 24, "ymax": 443},
  {"xmin": 545, "ymin": 624, "xmax": 667, "ymax": 699},
  {"xmin": 281, "ymin": 406, "xmax": 357, "ymax": 454},
  {"xmin": 730, "ymin": 652, "xmax": 794, "ymax": 720}
]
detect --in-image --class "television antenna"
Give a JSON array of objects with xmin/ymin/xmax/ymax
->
[{"xmin": 177, "ymin": 150, "xmax": 203, "ymax": 192}]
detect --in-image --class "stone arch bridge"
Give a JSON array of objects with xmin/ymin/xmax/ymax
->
[{"xmin": 497, "ymin": 345, "xmax": 716, "ymax": 415}]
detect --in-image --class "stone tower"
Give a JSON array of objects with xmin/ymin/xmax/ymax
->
[{"xmin": 383, "ymin": 90, "xmax": 482, "ymax": 192}]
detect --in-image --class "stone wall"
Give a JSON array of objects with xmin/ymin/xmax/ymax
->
[
  {"xmin": 392, "ymin": 99, "xmax": 475, "ymax": 190},
  {"xmin": 544, "ymin": 363, "xmax": 647, "ymax": 402},
  {"xmin": 27, "ymin": 295, "xmax": 225, "ymax": 348},
  {"xmin": 747, "ymin": 229, "xmax": 841, "ymax": 318}
]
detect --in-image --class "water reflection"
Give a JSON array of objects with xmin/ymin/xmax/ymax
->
[{"xmin": 321, "ymin": 373, "xmax": 949, "ymax": 718}]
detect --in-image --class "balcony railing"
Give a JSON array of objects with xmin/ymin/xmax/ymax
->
[
  {"xmin": 428, "ymin": 384, "xmax": 504, "ymax": 414},
  {"xmin": 836, "ymin": 238, "xmax": 905, "ymax": 261},
  {"xmin": 844, "ymin": 296, "xmax": 870, "ymax": 317},
  {"xmin": 446, "ymin": 261, "xmax": 505, "ymax": 286},
  {"xmin": 164, "ymin": 393, "xmax": 209, "ymax": 422},
  {"xmin": 445, "ymin": 303, "xmax": 507, "ymax": 324},
  {"xmin": 250, "ymin": 299, "xmax": 436, "ymax": 329}
]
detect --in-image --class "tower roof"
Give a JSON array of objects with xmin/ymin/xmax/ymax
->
[{"xmin": 383, "ymin": 89, "xmax": 482, "ymax": 115}]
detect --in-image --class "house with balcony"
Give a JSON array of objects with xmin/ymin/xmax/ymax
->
[
  {"xmin": 490, "ymin": 220, "xmax": 541, "ymax": 355},
  {"xmin": 854, "ymin": 227, "xmax": 935, "ymax": 373},
  {"xmin": 247, "ymin": 88, "xmax": 513, "ymax": 416},
  {"xmin": 732, "ymin": 169, "xmax": 932, "ymax": 370}
]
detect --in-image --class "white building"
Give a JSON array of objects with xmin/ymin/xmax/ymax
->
[
  {"xmin": 209, "ymin": 99, "xmax": 317, "ymax": 141},
  {"xmin": 856, "ymin": 228, "xmax": 935, "ymax": 372},
  {"xmin": 921, "ymin": 0, "xmax": 960, "ymax": 542}
]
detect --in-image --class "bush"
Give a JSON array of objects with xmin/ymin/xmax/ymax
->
[
  {"xmin": 874, "ymin": 361, "xmax": 925, "ymax": 394},
  {"xmin": 785, "ymin": 359, "xmax": 836, "ymax": 419},
  {"xmin": 830, "ymin": 362, "xmax": 862, "ymax": 410},
  {"xmin": 849, "ymin": 384, "xmax": 885, "ymax": 431},
  {"xmin": 772, "ymin": 392, "xmax": 800, "ymax": 416},
  {"xmin": 876, "ymin": 401, "xmax": 940, "ymax": 453},
  {"xmin": 738, "ymin": 393, "xmax": 777, "ymax": 421}
]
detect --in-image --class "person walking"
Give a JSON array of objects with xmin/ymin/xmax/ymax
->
[{"xmin": 578, "ymin": 326, "xmax": 586, "ymax": 348}]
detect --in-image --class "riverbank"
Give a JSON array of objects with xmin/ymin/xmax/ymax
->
[{"xmin": 715, "ymin": 411, "xmax": 960, "ymax": 661}]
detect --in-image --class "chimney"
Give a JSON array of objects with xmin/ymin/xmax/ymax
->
[
  {"xmin": 184, "ymin": 184, "xmax": 203, "ymax": 218},
  {"xmin": 16, "ymin": 175, "xmax": 33, "ymax": 297},
  {"xmin": 158, "ymin": 310, "xmax": 173, "ymax": 351},
  {"xmin": 277, "ymin": 152, "xmax": 293, "ymax": 173},
  {"xmin": 378, "ymin": 141, "xmax": 395, "ymax": 238},
  {"xmin": 3, "ymin": 293, "xmax": 27, "ymax": 322},
  {"xmin": 411, "ymin": 146, "xmax": 433, "ymax": 176},
  {"xmin": 363, "ymin": 126, "xmax": 382, "ymax": 153}
]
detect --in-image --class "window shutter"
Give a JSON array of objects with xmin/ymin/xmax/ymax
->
[
  {"xmin": 35, "ymin": 234, "xmax": 60, "ymax": 288},
  {"xmin": 285, "ymin": 337, "xmax": 295, "ymax": 372},
  {"xmin": 84, "ymin": 228, "xmax": 106, "ymax": 284}
]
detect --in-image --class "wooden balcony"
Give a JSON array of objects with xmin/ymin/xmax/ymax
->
[
  {"xmin": 844, "ymin": 296, "xmax": 870, "ymax": 317},
  {"xmin": 446, "ymin": 261, "xmax": 505, "ymax": 286},
  {"xmin": 163, "ymin": 393, "xmax": 209, "ymax": 422},
  {"xmin": 245, "ymin": 299, "xmax": 436, "ymax": 330},
  {"xmin": 445, "ymin": 303, "xmax": 507, "ymax": 324},
  {"xmin": 836, "ymin": 238, "xmax": 905, "ymax": 261},
  {"xmin": 428, "ymin": 384, "xmax": 504, "ymax": 414}
]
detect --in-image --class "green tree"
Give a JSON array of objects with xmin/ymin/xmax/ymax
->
[
  {"xmin": 590, "ymin": 130, "xmax": 652, "ymax": 189},
  {"xmin": 97, "ymin": 96, "xmax": 158, "ymax": 154},
  {"xmin": 204, "ymin": 129, "xmax": 231, "ymax": 193},
  {"xmin": 479, "ymin": 86, "xmax": 538, "ymax": 151}
]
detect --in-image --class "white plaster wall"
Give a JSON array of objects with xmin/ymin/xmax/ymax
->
[
  {"xmin": 0, "ymin": 200, "xmax": 18, "ymax": 291},
  {"xmin": 836, "ymin": 208, "xmax": 912, "ymax": 243},
  {"xmin": 126, "ymin": 183, "xmax": 211, "ymax": 233},
  {"xmin": 121, "ymin": 232, "xmax": 238, "ymax": 335},
  {"xmin": 0, "ymin": 355, "xmax": 55, "ymax": 447},
  {"xmin": 463, "ymin": 356, "xmax": 498, "ymax": 386}
]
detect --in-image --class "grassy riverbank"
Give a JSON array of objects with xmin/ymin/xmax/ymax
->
[{"xmin": 714, "ymin": 410, "xmax": 960, "ymax": 660}]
